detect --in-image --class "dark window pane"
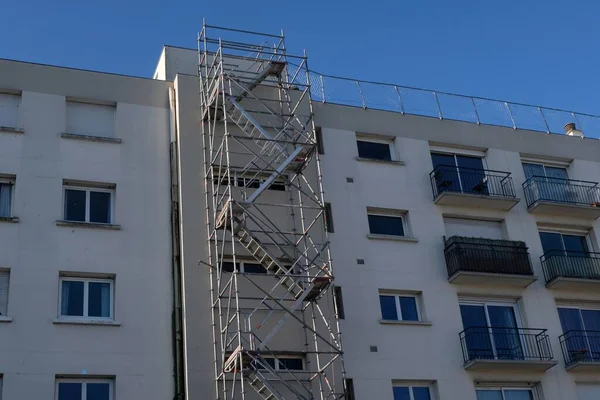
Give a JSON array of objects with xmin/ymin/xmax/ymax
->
[
  {"xmin": 88, "ymin": 282, "xmax": 111, "ymax": 318},
  {"xmin": 278, "ymin": 357, "xmax": 303, "ymax": 370},
  {"xmin": 476, "ymin": 390, "xmax": 503, "ymax": 400},
  {"xmin": 545, "ymin": 167, "xmax": 568, "ymax": 180},
  {"xmin": 0, "ymin": 183, "xmax": 12, "ymax": 217},
  {"xmin": 87, "ymin": 383, "xmax": 110, "ymax": 400},
  {"xmin": 243, "ymin": 263, "xmax": 267, "ymax": 274},
  {"xmin": 431, "ymin": 153, "xmax": 455, "ymax": 169},
  {"xmin": 413, "ymin": 387, "xmax": 431, "ymax": 400},
  {"xmin": 255, "ymin": 357, "xmax": 276, "ymax": 369},
  {"xmin": 89, "ymin": 191, "xmax": 111, "ymax": 223},
  {"xmin": 522, "ymin": 163, "xmax": 545, "ymax": 179},
  {"xmin": 399, "ymin": 296, "xmax": 418, "ymax": 321},
  {"xmin": 558, "ymin": 308, "xmax": 584, "ymax": 333},
  {"xmin": 357, "ymin": 140, "xmax": 391, "ymax": 161},
  {"xmin": 456, "ymin": 155, "xmax": 484, "ymax": 170},
  {"xmin": 581, "ymin": 309, "xmax": 600, "ymax": 331},
  {"xmin": 368, "ymin": 214, "xmax": 404, "ymax": 236},
  {"xmin": 334, "ymin": 286, "xmax": 345, "ymax": 319},
  {"xmin": 61, "ymin": 281, "xmax": 84, "ymax": 316},
  {"xmin": 562, "ymin": 234, "xmax": 588, "ymax": 255},
  {"xmin": 222, "ymin": 262, "xmax": 237, "ymax": 273},
  {"xmin": 270, "ymin": 181, "xmax": 286, "ymax": 191},
  {"xmin": 379, "ymin": 295, "xmax": 398, "ymax": 320},
  {"xmin": 392, "ymin": 386, "xmax": 410, "ymax": 400},
  {"xmin": 503, "ymin": 390, "xmax": 534, "ymax": 400},
  {"xmin": 539, "ymin": 232, "xmax": 564, "ymax": 254},
  {"xmin": 65, "ymin": 189, "xmax": 86, "ymax": 222},
  {"xmin": 58, "ymin": 382, "xmax": 82, "ymax": 400},
  {"xmin": 325, "ymin": 202, "xmax": 334, "ymax": 233},
  {"xmin": 315, "ymin": 127, "xmax": 324, "ymax": 154}
]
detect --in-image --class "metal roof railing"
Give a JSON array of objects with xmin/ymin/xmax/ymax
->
[{"xmin": 287, "ymin": 64, "xmax": 600, "ymax": 139}]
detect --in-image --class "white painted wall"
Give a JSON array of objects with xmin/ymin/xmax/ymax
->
[
  {"xmin": 0, "ymin": 60, "xmax": 174, "ymax": 399},
  {"xmin": 316, "ymin": 104, "xmax": 600, "ymax": 400}
]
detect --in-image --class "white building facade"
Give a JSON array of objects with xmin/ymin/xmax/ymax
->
[
  {"xmin": 0, "ymin": 59, "xmax": 175, "ymax": 399},
  {"xmin": 156, "ymin": 26, "xmax": 600, "ymax": 400}
]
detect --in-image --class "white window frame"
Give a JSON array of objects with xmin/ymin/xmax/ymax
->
[
  {"xmin": 475, "ymin": 386, "xmax": 538, "ymax": 400},
  {"xmin": 261, "ymin": 355, "xmax": 305, "ymax": 371},
  {"xmin": 55, "ymin": 378, "xmax": 113, "ymax": 400},
  {"xmin": 522, "ymin": 161, "xmax": 569, "ymax": 179},
  {"xmin": 0, "ymin": 92, "xmax": 21, "ymax": 129},
  {"xmin": 538, "ymin": 229, "xmax": 592, "ymax": 252},
  {"xmin": 63, "ymin": 185, "xmax": 115, "ymax": 224},
  {"xmin": 0, "ymin": 176, "xmax": 15, "ymax": 218},
  {"xmin": 379, "ymin": 292, "xmax": 422, "ymax": 322},
  {"xmin": 367, "ymin": 211, "xmax": 407, "ymax": 237},
  {"xmin": 58, "ymin": 277, "xmax": 114, "ymax": 320},
  {"xmin": 356, "ymin": 137, "xmax": 395, "ymax": 161},
  {"xmin": 392, "ymin": 384, "xmax": 434, "ymax": 400},
  {"xmin": 0, "ymin": 269, "xmax": 10, "ymax": 317}
]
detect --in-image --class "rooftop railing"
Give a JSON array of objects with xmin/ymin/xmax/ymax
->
[{"xmin": 287, "ymin": 65, "xmax": 600, "ymax": 139}]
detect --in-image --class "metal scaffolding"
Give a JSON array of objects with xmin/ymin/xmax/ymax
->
[{"xmin": 199, "ymin": 22, "xmax": 346, "ymax": 400}]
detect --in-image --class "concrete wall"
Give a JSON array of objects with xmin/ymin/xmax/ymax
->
[
  {"xmin": 316, "ymin": 103, "xmax": 600, "ymax": 400},
  {"xmin": 0, "ymin": 60, "xmax": 174, "ymax": 399}
]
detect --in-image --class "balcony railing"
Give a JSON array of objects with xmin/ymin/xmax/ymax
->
[
  {"xmin": 460, "ymin": 326, "xmax": 554, "ymax": 364},
  {"xmin": 445, "ymin": 236, "xmax": 533, "ymax": 278},
  {"xmin": 430, "ymin": 165, "xmax": 516, "ymax": 200},
  {"xmin": 560, "ymin": 330, "xmax": 600, "ymax": 366},
  {"xmin": 541, "ymin": 250, "xmax": 600, "ymax": 283},
  {"xmin": 523, "ymin": 176, "xmax": 600, "ymax": 208}
]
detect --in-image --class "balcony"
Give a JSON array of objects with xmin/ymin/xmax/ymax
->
[
  {"xmin": 460, "ymin": 327, "xmax": 557, "ymax": 371},
  {"xmin": 444, "ymin": 236, "xmax": 536, "ymax": 287},
  {"xmin": 560, "ymin": 330, "xmax": 600, "ymax": 371},
  {"xmin": 541, "ymin": 251, "xmax": 600, "ymax": 289},
  {"xmin": 430, "ymin": 165, "xmax": 519, "ymax": 210},
  {"xmin": 523, "ymin": 176, "xmax": 600, "ymax": 218}
]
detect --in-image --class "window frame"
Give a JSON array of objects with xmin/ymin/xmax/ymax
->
[
  {"xmin": 0, "ymin": 92, "xmax": 21, "ymax": 130},
  {"xmin": 213, "ymin": 170, "xmax": 287, "ymax": 192},
  {"xmin": 222, "ymin": 260, "xmax": 270, "ymax": 275},
  {"xmin": 63, "ymin": 185, "xmax": 115, "ymax": 224},
  {"xmin": 58, "ymin": 276, "xmax": 115, "ymax": 320},
  {"xmin": 356, "ymin": 137, "xmax": 395, "ymax": 161},
  {"xmin": 475, "ymin": 386, "xmax": 537, "ymax": 400},
  {"xmin": 367, "ymin": 211, "xmax": 406, "ymax": 237},
  {"xmin": 392, "ymin": 384, "xmax": 433, "ymax": 400},
  {"xmin": 55, "ymin": 378, "xmax": 114, "ymax": 400},
  {"xmin": 0, "ymin": 269, "xmax": 10, "ymax": 317},
  {"xmin": 0, "ymin": 176, "xmax": 15, "ymax": 218},
  {"xmin": 538, "ymin": 229, "xmax": 592, "ymax": 254},
  {"xmin": 522, "ymin": 162, "xmax": 568, "ymax": 179},
  {"xmin": 255, "ymin": 355, "xmax": 305, "ymax": 371},
  {"xmin": 379, "ymin": 293, "xmax": 421, "ymax": 322},
  {"xmin": 65, "ymin": 99, "xmax": 117, "ymax": 139}
]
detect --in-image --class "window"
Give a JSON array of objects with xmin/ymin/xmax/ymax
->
[
  {"xmin": 334, "ymin": 286, "xmax": 345, "ymax": 319},
  {"xmin": 66, "ymin": 100, "xmax": 116, "ymax": 138},
  {"xmin": 59, "ymin": 277, "xmax": 114, "ymax": 320},
  {"xmin": 368, "ymin": 212, "xmax": 405, "ymax": 237},
  {"xmin": 56, "ymin": 379, "xmax": 113, "ymax": 400},
  {"xmin": 522, "ymin": 163, "xmax": 567, "ymax": 180},
  {"xmin": 63, "ymin": 184, "xmax": 114, "ymax": 224},
  {"xmin": 0, "ymin": 92, "xmax": 20, "ymax": 129},
  {"xmin": 539, "ymin": 231, "xmax": 589, "ymax": 256},
  {"xmin": 315, "ymin": 127, "xmax": 324, "ymax": 154},
  {"xmin": 254, "ymin": 355, "xmax": 304, "ymax": 371},
  {"xmin": 0, "ymin": 270, "xmax": 9, "ymax": 316},
  {"xmin": 357, "ymin": 138, "xmax": 393, "ymax": 161},
  {"xmin": 431, "ymin": 152, "xmax": 486, "ymax": 194},
  {"xmin": 459, "ymin": 300, "xmax": 522, "ymax": 360},
  {"xmin": 393, "ymin": 385, "xmax": 432, "ymax": 400},
  {"xmin": 222, "ymin": 260, "xmax": 267, "ymax": 274},
  {"xmin": 379, "ymin": 293, "xmax": 420, "ymax": 322},
  {"xmin": 0, "ymin": 177, "xmax": 14, "ymax": 218},
  {"xmin": 324, "ymin": 202, "xmax": 334, "ymax": 233},
  {"xmin": 344, "ymin": 378, "xmax": 355, "ymax": 400},
  {"xmin": 558, "ymin": 306, "xmax": 600, "ymax": 361},
  {"xmin": 476, "ymin": 387, "xmax": 535, "ymax": 400},
  {"xmin": 213, "ymin": 171, "xmax": 287, "ymax": 192}
]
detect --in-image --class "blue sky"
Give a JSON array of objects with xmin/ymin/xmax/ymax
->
[{"xmin": 2, "ymin": 0, "xmax": 599, "ymax": 115}]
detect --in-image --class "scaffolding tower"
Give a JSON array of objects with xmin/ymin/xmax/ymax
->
[{"xmin": 198, "ymin": 23, "xmax": 346, "ymax": 400}]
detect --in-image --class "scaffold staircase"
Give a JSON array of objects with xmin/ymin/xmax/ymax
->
[{"xmin": 200, "ymin": 23, "xmax": 346, "ymax": 400}]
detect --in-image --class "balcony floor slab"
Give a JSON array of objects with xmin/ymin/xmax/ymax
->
[
  {"xmin": 434, "ymin": 191, "xmax": 519, "ymax": 211},
  {"xmin": 464, "ymin": 359, "xmax": 558, "ymax": 372},
  {"xmin": 449, "ymin": 271, "xmax": 537, "ymax": 288}
]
